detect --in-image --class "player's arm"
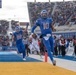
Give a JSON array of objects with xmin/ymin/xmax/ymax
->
[
  {"xmin": 31, "ymin": 20, "xmax": 39, "ymax": 34},
  {"xmin": 31, "ymin": 25, "xmax": 37, "ymax": 33},
  {"xmin": 11, "ymin": 35, "xmax": 16, "ymax": 45},
  {"xmin": 50, "ymin": 18, "xmax": 56, "ymax": 32},
  {"xmin": 12, "ymin": 33, "xmax": 16, "ymax": 42},
  {"xmin": 12, "ymin": 35, "xmax": 15, "ymax": 42},
  {"xmin": 51, "ymin": 24, "xmax": 56, "ymax": 32}
]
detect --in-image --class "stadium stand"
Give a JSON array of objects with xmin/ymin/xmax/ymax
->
[
  {"xmin": 11, "ymin": 20, "xmax": 19, "ymax": 30},
  {"xmin": 27, "ymin": 1, "xmax": 76, "ymax": 28},
  {"xmin": 0, "ymin": 20, "xmax": 9, "ymax": 35}
]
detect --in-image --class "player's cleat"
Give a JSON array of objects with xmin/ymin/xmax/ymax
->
[
  {"xmin": 23, "ymin": 58, "xmax": 26, "ymax": 61},
  {"xmin": 53, "ymin": 60, "xmax": 56, "ymax": 66}
]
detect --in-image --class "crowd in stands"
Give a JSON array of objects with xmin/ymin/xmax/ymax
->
[
  {"xmin": 0, "ymin": 20, "xmax": 19, "ymax": 35},
  {"xmin": 28, "ymin": 1, "xmax": 76, "ymax": 26},
  {"xmin": 0, "ymin": 35, "xmax": 10, "ymax": 50},
  {"xmin": 0, "ymin": 20, "xmax": 9, "ymax": 35},
  {"xmin": 52, "ymin": 1, "xmax": 76, "ymax": 26},
  {"xmin": 11, "ymin": 20, "xmax": 19, "ymax": 30}
]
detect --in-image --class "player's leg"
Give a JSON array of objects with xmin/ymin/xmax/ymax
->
[
  {"xmin": 42, "ymin": 38, "xmax": 55, "ymax": 64},
  {"xmin": 49, "ymin": 36, "xmax": 56, "ymax": 65},
  {"xmin": 16, "ymin": 43, "xmax": 26, "ymax": 60},
  {"xmin": 20, "ymin": 43, "xmax": 26, "ymax": 60},
  {"xmin": 49, "ymin": 37, "xmax": 54, "ymax": 52},
  {"xmin": 35, "ymin": 45, "xmax": 42, "ymax": 58},
  {"xmin": 16, "ymin": 44, "xmax": 22, "ymax": 54},
  {"xmin": 29, "ymin": 44, "xmax": 35, "ymax": 54},
  {"xmin": 25, "ymin": 44, "xmax": 29, "ymax": 56}
]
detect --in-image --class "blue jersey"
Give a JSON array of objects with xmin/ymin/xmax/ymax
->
[
  {"xmin": 13, "ymin": 30, "xmax": 23, "ymax": 44},
  {"xmin": 31, "ymin": 18, "xmax": 53, "ymax": 35}
]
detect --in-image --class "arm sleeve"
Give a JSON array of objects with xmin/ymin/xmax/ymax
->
[
  {"xmin": 31, "ymin": 25, "xmax": 37, "ymax": 33},
  {"xmin": 31, "ymin": 20, "xmax": 40, "ymax": 33},
  {"xmin": 49, "ymin": 18, "xmax": 53, "ymax": 27}
]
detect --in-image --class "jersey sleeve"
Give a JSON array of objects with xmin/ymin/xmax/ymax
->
[
  {"xmin": 49, "ymin": 18, "xmax": 53, "ymax": 24},
  {"xmin": 31, "ymin": 19, "xmax": 40, "ymax": 33}
]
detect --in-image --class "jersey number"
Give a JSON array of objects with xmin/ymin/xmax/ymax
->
[
  {"xmin": 16, "ymin": 34, "xmax": 22, "ymax": 40},
  {"xmin": 43, "ymin": 23, "xmax": 49, "ymax": 29}
]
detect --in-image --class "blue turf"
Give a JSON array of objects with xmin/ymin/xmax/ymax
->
[
  {"xmin": 0, "ymin": 52, "xmax": 42, "ymax": 62},
  {"xmin": 54, "ymin": 55, "xmax": 76, "ymax": 61}
]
